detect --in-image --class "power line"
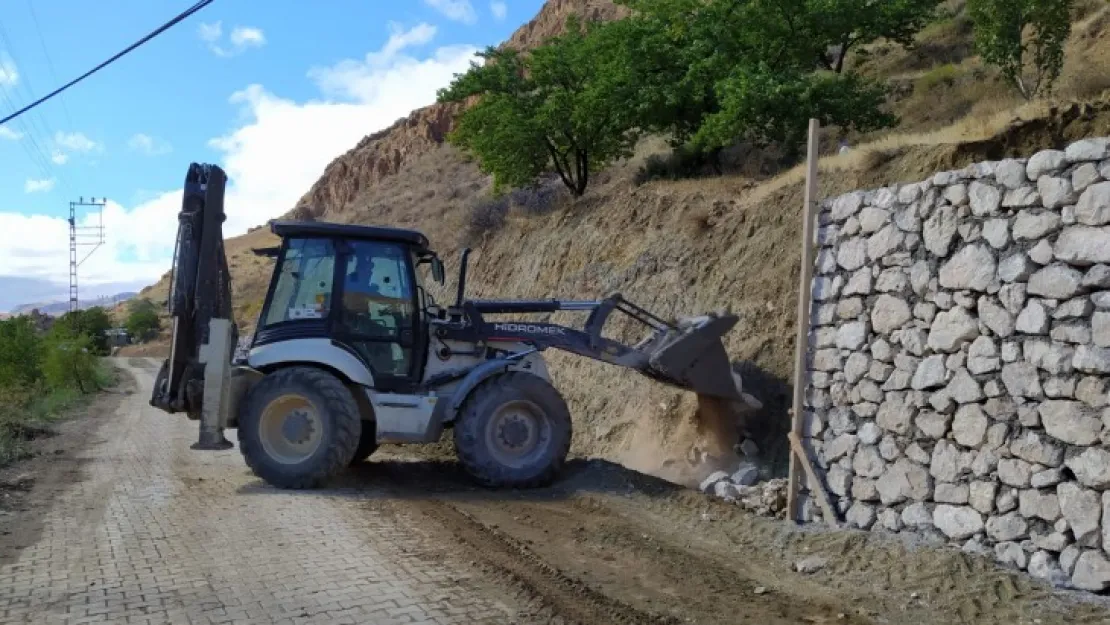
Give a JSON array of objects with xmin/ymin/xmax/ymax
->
[
  {"xmin": 0, "ymin": 0, "xmax": 216, "ymax": 127},
  {"xmin": 24, "ymin": 0, "xmax": 76, "ymax": 133},
  {"xmin": 0, "ymin": 18, "xmax": 75, "ymax": 198}
]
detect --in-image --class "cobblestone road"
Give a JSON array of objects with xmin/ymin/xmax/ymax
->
[{"xmin": 0, "ymin": 358, "xmax": 519, "ymax": 625}]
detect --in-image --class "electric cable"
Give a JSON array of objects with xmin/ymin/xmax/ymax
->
[{"xmin": 0, "ymin": 0, "xmax": 216, "ymax": 126}]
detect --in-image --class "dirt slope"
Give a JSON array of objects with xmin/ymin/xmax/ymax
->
[{"xmin": 129, "ymin": 0, "xmax": 1110, "ymax": 478}]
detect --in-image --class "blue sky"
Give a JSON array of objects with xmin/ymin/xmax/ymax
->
[{"xmin": 0, "ymin": 0, "xmax": 541, "ymax": 311}]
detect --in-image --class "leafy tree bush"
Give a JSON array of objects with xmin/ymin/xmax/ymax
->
[
  {"xmin": 967, "ymin": 0, "xmax": 1073, "ymax": 99},
  {"xmin": 52, "ymin": 307, "xmax": 113, "ymax": 355},
  {"xmin": 438, "ymin": 16, "xmax": 642, "ymax": 196},
  {"xmin": 1, "ymin": 312, "xmax": 108, "ymax": 466},
  {"xmin": 0, "ymin": 316, "xmax": 43, "ymax": 389},
  {"xmin": 125, "ymin": 298, "xmax": 162, "ymax": 342},
  {"xmin": 440, "ymin": 0, "xmax": 945, "ymax": 193},
  {"xmin": 694, "ymin": 67, "xmax": 897, "ymax": 158},
  {"xmin": 41, "ymin": 333, "xmax": 100, "ymax": 394},
  {"xmin": 612, "ymin": 0, "xmax": 921, "ymax": 157}
]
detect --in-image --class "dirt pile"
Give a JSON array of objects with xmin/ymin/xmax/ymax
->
[{"xmin": 616, "ymin": 394, "xmax": 744, "ymax": 489}]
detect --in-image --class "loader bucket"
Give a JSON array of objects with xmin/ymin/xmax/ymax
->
[{"xmin": 640, "ymin": 314, "xmax": 753, "ymax": 404}]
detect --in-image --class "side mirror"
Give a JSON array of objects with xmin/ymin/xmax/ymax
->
[{"xmin": 431, "ymin": 258, "xmax": 445, "ymax": 285}]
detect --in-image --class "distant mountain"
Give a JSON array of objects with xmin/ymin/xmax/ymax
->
[{"xmin": 10, "ymin": 291, "xmax": 138, "ymax": 316}]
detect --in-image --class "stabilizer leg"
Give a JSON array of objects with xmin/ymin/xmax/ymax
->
[{"xmin": 193, "ymin": 318, "xmax": 234, "ymax": 451}]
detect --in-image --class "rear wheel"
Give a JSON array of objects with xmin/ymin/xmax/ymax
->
[
  {"xmin": 238, "ymin": 366, "xmax": 361, "ymax": 489},
  {"xmin": 454, "ymin": 372, "xmax": 572, "ymax": 488}
]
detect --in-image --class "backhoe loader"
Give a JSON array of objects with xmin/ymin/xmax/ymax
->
[{"xmin": 150, "ymin": 163, "xmax": 759, "ymax": 489}]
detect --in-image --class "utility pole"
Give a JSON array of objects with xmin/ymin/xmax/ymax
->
[{"xmin": 69, "ymin": 197, "xmax": 106, "ymax": 313}]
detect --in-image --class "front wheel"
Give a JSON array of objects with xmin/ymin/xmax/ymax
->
[
  {"xmin": 454, "ymin": 372, "xmax": 572, "ymax": 488},
  {"xmin": 349, "ymin": 424, "xmax": 378, "ymax": 465},
  {"xmin": 238, "ymin": 366, "xmax": 361, "ymax": 489}
]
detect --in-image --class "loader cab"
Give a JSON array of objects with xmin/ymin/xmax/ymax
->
[{"xmin": 252, "ymin": 220, "xmax": 443, "ymax": 393}]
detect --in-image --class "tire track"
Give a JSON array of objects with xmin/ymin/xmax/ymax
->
[{"xmin": 399, "ymin": 497, "xmax": 681, "ymax": 625}]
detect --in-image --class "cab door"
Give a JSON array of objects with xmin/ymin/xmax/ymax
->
[{"xmin": 333, "ymin": 239, "xmax": 424, "ymax": 392}]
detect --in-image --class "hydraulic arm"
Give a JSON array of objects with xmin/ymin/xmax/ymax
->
[
  {"xmin": 150, "ymin": 163, "xmax": 236, "ymax": 425},
  {"xmin": 434, "ymin": 249, "xmax": 753, "ymax": 404}
]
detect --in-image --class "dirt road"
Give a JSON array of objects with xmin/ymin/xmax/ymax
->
[{"xmin": 2, "ymin": 359, "xmax": 1109, "ymax": 624}]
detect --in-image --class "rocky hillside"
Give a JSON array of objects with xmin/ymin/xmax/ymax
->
[
  {"xmin": 133, "ymin": 0, "xmax": 1110, "ymax": 477},
  {"xmin": 289, "ymin": 0, "xmax": 627, "ymax": 224}
]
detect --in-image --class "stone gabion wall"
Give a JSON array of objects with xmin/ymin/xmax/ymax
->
[{"xmin": 803, "ymin": 136, "xmax": 1110, "ymax": 592}]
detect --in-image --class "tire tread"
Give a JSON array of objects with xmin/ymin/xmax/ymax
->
[
  {"xmin": 453, "ymin": 372, "xmax": 572, "ymax": 488},
  {"xmin": 238, "ymin": 366, "xmax": 361, "ymax": 489}
]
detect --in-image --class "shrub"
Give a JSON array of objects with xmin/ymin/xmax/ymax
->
[
  {"xmin": 51, "ymin": 307, "xmax": 113, "ymax": 355},
  {"xmin": 467, "ymin": 195, "xmax": 510, "ymax": 241},
  {"xmin": 125, "ymin": 298, "xmax": 162, "ymax": 342},
  {"xmin": 917, "ymin": 64, "xmax": 964, "ymax": 92},
  {"xmin": 0, "ymin": 316, "xmax": 43, "ymax": 388},
  {"xmin": 635, "ymin": 145, "xmax": 717, "ymax": 184},
  {"xmin": 508, "ymin": 179, "xmax": 563, "ymax": 215},
  {"xmin": 42, "ymin": 334, "xmax": 101, "ymax": 394}
]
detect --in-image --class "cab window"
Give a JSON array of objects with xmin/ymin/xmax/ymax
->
[{"xmin": 263, "ymin": 237, "xmax": 336, "ymax": 327}]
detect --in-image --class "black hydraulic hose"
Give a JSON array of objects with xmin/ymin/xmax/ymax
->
[{"xmin": 456, "ymin": 248, "xmax": 471, "ymax": 307}]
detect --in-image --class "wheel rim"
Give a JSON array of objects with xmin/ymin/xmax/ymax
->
[
  {"xmin": 258, "ymin": 394, "xmax": 324, "ymax": 464},
  {"xmin": 484, "ymin": 399, "xmax": 552, "ymax": 469}
]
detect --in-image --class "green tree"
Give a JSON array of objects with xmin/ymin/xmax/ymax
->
[
  {"xmin": 52, "ymin": 307, "xmax": 113, "ymax": 355},
  {"xmin": 967, "ymin": 0, "xmax": 1073, "ymax": 99},
  {"xmin": 437, "ymin": 16, "xmax": 641, "ymax": 196},
  {"xmin": 693, "ymin": 66, "xmax": 897, "ymax": 157},
  {"xmin": 805, "ymin": 0, "xmax": 945, "ymax": 73},
  {"xmin": 41, "ymin": 333, "xmax": 99, "ymax": 393},
  {"xmin": 613, "ymin": 0, "xmax": 924, "ymax": 164},
  {"xmin": 125, "ymin": 298, "xmax": 161, "ymax": 342},
  {"xmin": 0, "ymin": 317, "xmax": 43, "ymax": 388}
]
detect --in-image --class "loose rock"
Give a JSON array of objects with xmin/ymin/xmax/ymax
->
[{"xmin": 794, "ymin": 556, "xmax": 829, "ymax": 574}]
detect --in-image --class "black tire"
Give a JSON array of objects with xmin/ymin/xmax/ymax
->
[
  {"xmin": 349, "ymin": 424, "xmax": 378, "ymax": 465},
  {"xmin": 454, "ymin": 372, "xmax": 572, "ymax": 488},
  {"xmin": 238, "ymin": 366, "xmax": 361, "ymax": 489}
]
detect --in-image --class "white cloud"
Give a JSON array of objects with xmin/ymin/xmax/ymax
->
[
  {"xmin": 0, "ymin": 55, "xmax": 17, "ymax": 87},
  {"xmin": 128, "ymin": 133, "xmax": 173, "ymax": 156},
  {"xmin": 54, "ymin": 131, "xmax": 101, "ymax": 153},
  {"xmin": 230, "ymin": 26, "xmax": 266, "ymax": 49},
  {"xmin": 50, "ymin": 151, "xmax": 67, "ymax": 164},
  {"xmin": 24, "ymin": 178, "xmax": 56, "ymax": 193},
  {"xmin": 0, "ymin": 125, "xmax": 22, "ymax": 141},
  {"xmin": 0, "ymin": 23, "xmax": 479, "ymax": 308},
  {"xmin": 199, "ymin": 20, "xmax": 267, "ymax": 57},
  {"xmin": 198, "ymin": 21, "xmax": 222, "ymax": 43},
  {"xmin": 490, "ymin": 1, "xmax": 507, "ymax": 20},
  {"xmin": 424, "ymin": 0, "xmax": 477, "ymax": 24}
]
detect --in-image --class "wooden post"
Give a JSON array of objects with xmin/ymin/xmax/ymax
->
[{"xmin": 786, "ymin": 119, "xmax": 822, "ymax": 523}]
